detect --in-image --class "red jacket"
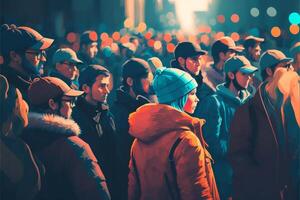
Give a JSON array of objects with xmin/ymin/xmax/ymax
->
[
  {"xmin": 22, "ymin": 113, "xmax": 111, "ymax": 200},
  {"xmin": 128, "ymin": 104, "xmax": 220, "ymax": 200}
]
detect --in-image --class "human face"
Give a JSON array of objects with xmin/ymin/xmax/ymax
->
[
  {"xmin": 183, "ymin": 89, "xmax": 199, "ymax": 114},
  {"xmin": 57, "ymin": 62, "xmax": 78, "ymax": 80},
  {"xmin": 59, "ymin": 96, "xmax": 76, "ymax": 119},
  {"xmin": 185, "ymin": 55, "xmax": 202, "ymax": 76},
  {"xmin": 25, "ymin": 49, "xmax": 46, "ymax": 67},
  {"xmin": 140, "ymin": 72, "xmax": 153, "ymax": 94},
  {"xmin": 224, "ymin": 50, "xmax": 236, "ymax": 61},
  {"xmin": 235, "ymin": 71, "xmax": 253, "ymax": 89},
  {"xmin": 91, "ymin": 75, "xmax": 110, "ymax": 103},
  {"xmin": 84, "ymin": 43, "xmax": 98, "ymax": 59},
  {"xmin": 248, "ymin": 44, "xmax": 261, "ymax": 61}
]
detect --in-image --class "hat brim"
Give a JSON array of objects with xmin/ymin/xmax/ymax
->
[
  {"xmin": 229, "ymin": 46, "xmax": 245, "ymax": 52},
  {"xmin": 32, "ymin": 37, "xmax": 54, "ymax": 50},
  {"xmin": 69, "ymin": 57, "xmax": 84, "ymax": 64},
  {"xmin": 279, "ymin": 57, "xmax": 293, "ymax": 64},
  {"xmin": 192, "ymin": 50, "xmax": 207, "ymax": 57},
  {"xmin": 65, "ymin": 89, "xmax": 84, "ymax": 97},
  {"xmin": 240, "ymin": 65, "xmax": 258, "ymax": 74},
  {"xmin": 245, "ymin": 36, "xmax": 265, "ymax": 43}
]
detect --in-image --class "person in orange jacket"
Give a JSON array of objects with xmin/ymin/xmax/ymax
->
[{"xmin": 128, "ymin": 67, "xmax": 220, "ymax": 200}]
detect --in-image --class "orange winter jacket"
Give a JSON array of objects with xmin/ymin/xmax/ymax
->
[{"xmin": 128, "ymin": 104, "xmax": 220, "ymax": 200}]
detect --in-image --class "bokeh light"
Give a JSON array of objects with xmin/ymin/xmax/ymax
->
[
  {"xmin": 147, "ymin": 39, "xmax": 155, "ymax": 47},
  {"xmin": 271, "ymin": 26, "xmax": 281, "ymax": 38},
  {"xmin": 163, "ymin": 33, "xmax": 172, "ymax": 43},
  {"xmin": 124, "ymin": 18, "xmax": 134, "ymax": 28},
  {"xmin": 289, "ymin": 24, "xmax": 300, "ymax": 35},
  {"xmin": 144, "ymin": 32, "xmax": 153, "ymax": 40},
  {"xmin": 167, "ymin": 43, "xmax": 176, "ymax": 53},
  {"xmin": 217, "ymin": 15, "xmax": 225, "ymax": 23},
  {"xmin": 154, "ymin": 41, "xmax": 162, "ymax": 50},
  {"xmin": 267, "ymin": 7, "xmax": 277, "ymax": 17},
  {"xmin": 100, "ymin": 32, "xmax": 109, "ymax": 41},
  {"xmin": 231, "ymin": 32, "xmax": 240, "ymax": 41},
  {"xmin": 112, "ymin": 32, "xmax": 120, "ymax": 41},
  {"xmin": 231, "ymin": 14, "xmax": 240, "ymax": 23},
  {"xmin": 250, "ymin": 7, "xmax": 260, "ymax": 17},
  {"xmin": 66, "ymin": 32, "xmax": 77, "ymax": 43},
  {"xmin": 289, "ymin": 12, "xmax": 300, "ymax": 24},
  {"xmin": 137, "ymin": 22, "xmax": 147, "ymax": 32}
]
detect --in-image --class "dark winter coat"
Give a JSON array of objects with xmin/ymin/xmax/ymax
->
[{"xmin": 22, "ymin": 112, "xmax": 111, "ymax": 200}]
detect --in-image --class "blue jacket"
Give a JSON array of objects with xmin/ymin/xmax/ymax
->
[{"xmin": 194, "ymin": 83, "xmax": 255, "ymax": 199}]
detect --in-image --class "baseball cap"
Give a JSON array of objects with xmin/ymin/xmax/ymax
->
[
  {"xmin": 212, "ymin": 36, "xmax": 244, "ymax": 53},
  {"xmin": 122, "ymin": 58, "xmax": 150, "ymax": 80},
  {"xmin": 1, "ymin": 24, "xmax": 54, "ymax": 53},
  {"xmin": 80, "ymin": 30, "xmax": 98, "ymax": 45},
  {"xmin": 174, "ymin": 42, "xmax": 207, "ymax": 59},
  {"xmin": 243, "ymin": 36, "xmax": 264, "ymax": 49},
  {"xmin": 290, "ymin": 42, "xmax": 300, "ymax": 56},
  {"xmin": 52, "ymin": 48, "xmax": 83, "ymax": 65},
  {"xmin": 28, "ymin": 77, "xmax": 84, "ymax": 106},
  {"xmin": 224, "ymin": 55, "xmax": 258, "ymax": 74},
  {"xmin": 259, "ymin": 49, "xmax": 293, "ymax": 71}
]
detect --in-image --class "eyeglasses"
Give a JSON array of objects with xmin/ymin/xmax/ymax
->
[
  {"xmin": 25, "ymin": 50, "xmax": 46, "ymax": 60},
  {"xmin": 61, "ymin": 97, "xmax": 77, "ymax": 107}
]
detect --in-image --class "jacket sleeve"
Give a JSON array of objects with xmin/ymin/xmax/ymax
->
[
  {"xmin": 65, "ymin": 137, "xmax": 111, "ymax": 200},
  {"xmin": 0, "ymin": 136, "xmax": 42, "ymax": 200},
  {"xmin": 228, "ymin": 103, "xmax": 261, "ymax": 198},
  {"xmin": 175, "ymin": 132, "xmax": 213, "ymax": 200},
  {"xmin": 195, "ymin": 96, "xmax": 225, "ymax": 158},
  {"xmin": 128, "ymin": 140, "xmax": 139, "ymax": 200}
]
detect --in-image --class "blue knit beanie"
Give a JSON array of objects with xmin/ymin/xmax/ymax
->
[{"xmin": 152, "ymin": 67, "xmax": 198, "ymax": 103}]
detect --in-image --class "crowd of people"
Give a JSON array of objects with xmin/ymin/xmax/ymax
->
[{"xmin": 0, "ymin": 22, "xmax": 299, "ymax": 200}]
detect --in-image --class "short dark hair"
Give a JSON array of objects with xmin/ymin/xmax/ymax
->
[
  {"xmin": 79, "ymin": 64, "xmax": 110, "ymax": 88},
  {"xmin": 211, "ymin": 42, "xmax": 229, "ymax": 64}
]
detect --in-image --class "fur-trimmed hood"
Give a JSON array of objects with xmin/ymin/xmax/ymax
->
[{"xmin": 26, "ymin": 112, "xmax": 81, "ymax": 136}]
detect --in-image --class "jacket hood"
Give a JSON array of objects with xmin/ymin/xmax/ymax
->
[
  {"xmin": 129, "ymin": 103, "xmax": 205, "ymax": 143},
  {"xmin": 216, "ymin": 83, "xmax": 255, "ymax": 105},
  {"xmin": 26, "ymin": 112, "xmax": 81, "ymax": 136}
]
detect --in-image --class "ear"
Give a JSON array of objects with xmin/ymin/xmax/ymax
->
[
  {"xmin": 266, "ymin": 67, "xmax": 273, "ymax": 77},
  {"xmin": 48, "ymin": 99, "xmax": 58, "ymax": 111},
  {"xmin": 82, "ymin": 84, "xmax": 90, "ymax": 94},
  {"xmin": 219, "ymin": 52, "xmax": 226, "ymax": 61},
  {"xmin": 126, "ymin": 77, "xmax": 133, "ymax": 87},
  {"xmin": 227, "ymin": 72, "xmax": 235, "ymax": 80},
  {"xmin": 177, "ymin": 57, "xmax": 185, "ymax": 66}
]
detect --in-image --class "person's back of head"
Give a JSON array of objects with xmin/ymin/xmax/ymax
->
[
  {"xmin": 152, "ymin": 67, "xmax": 198, "ymax": 113},
  {"xmin": 259, "ymin": 49, "xmax": 293, "ymax": 81}
]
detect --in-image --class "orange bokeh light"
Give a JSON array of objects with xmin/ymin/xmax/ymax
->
[
  {"xmin": 167, "ymin": 43, "xmax": 176, "ymax": 53},
  {"xmin": 66, "ymin": 32, "xmax": 77, "ymax": 43},
  {"xmin": 289, "ymin": 24, "xmax": 300, "ymax": 35},
  {"xmin": 147, "ymin": 39, "xmax": 155, "ymax": 47},
  {"xmin": 231, "ymin": 14, "xmax": 240, "ymax": 23},
  {"xmin": 271, "ymin": 26, "xmax": 281, "ymax": 38},
  {"xmin": 217, "ymin": 15, "xmax": 225, "ymax": 23},
  {"xmin": 164, "ymin": 33, "xmax": 172, "ymax": 43},
  {"xmin": 100, "ymin": 33, "xmax": 109, "ymax": 41},
  {"xmin": 144, "ymin": 32, "xmax": 153, "ymax": 40},
  {"xmin": 112, "ymin": 32, "xmax": 120, "ymax": 41},
  {"xmin": 231, "ymin": 32, "xmax": 240, "ymax": 41}
]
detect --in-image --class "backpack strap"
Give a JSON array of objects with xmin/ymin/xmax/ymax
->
[
  {"xmin": 167, "ymin": 137, "xmax": 183, "ymax": 200},
  {"xmin": 131, "ymin": 152, "xmax": 141, "ymax": 200}
]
